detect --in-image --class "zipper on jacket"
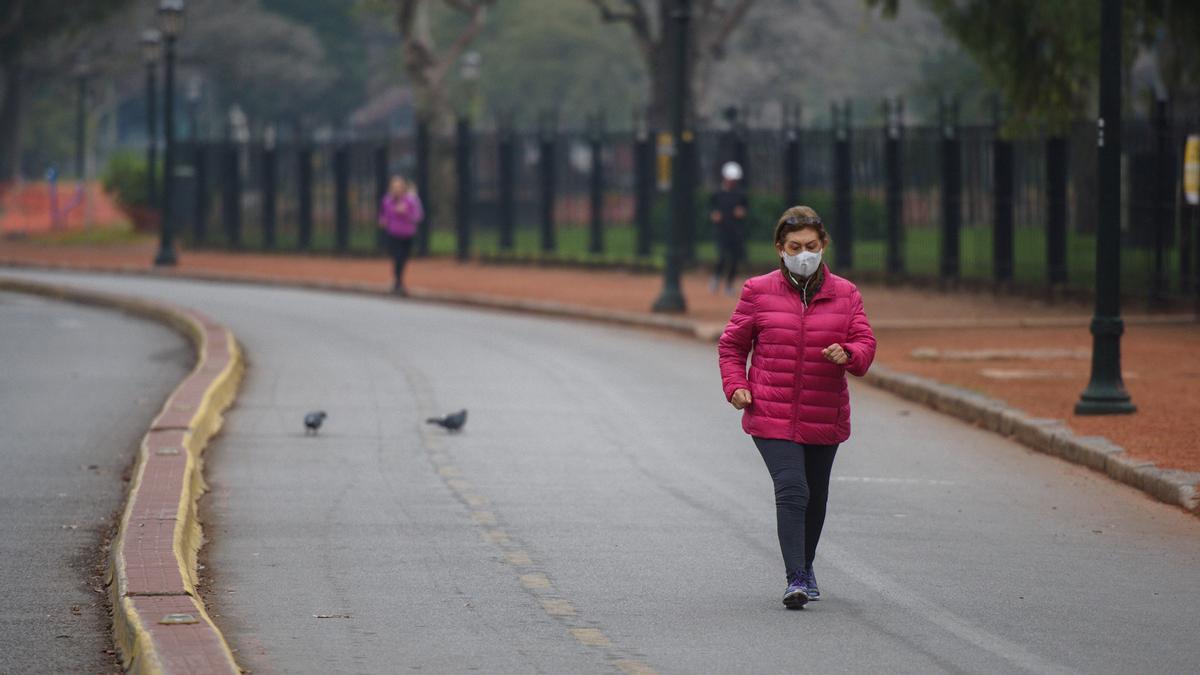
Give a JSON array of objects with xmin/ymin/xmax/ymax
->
[{"xmin": 790, "ymin": 276, "xmax": 809, "ymax": 440}]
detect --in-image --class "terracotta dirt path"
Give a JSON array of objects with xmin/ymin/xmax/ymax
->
[{"xmin": 2, "ymin": 238, "xmax": 1196, "ymax": 476}]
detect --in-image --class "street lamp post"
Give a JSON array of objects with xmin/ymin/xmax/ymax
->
[
  {"xmin": 141, "ymin": 30, "xmax": 161, "ymax": 211},
  {"xmin": 652, "ymin": 0, "xmax": 690, "ymax": 313},
  {"xmin": 186, "ymin": 75, "xmax": 202, "ymax": 142},
  {"xmin": 73, "ymin": 52, "xmax": 91, "ymax": 181},
  {"xmin": 154, "ymin": 0, "xmax": 184, "ymax": 267},
  {"xmin": 1076, "ymin": 0, "xmax": 1135, "ymax": 415},
  {"xmin": 460, "ymin": 50, "xmax": 482, "ymax": 121}
]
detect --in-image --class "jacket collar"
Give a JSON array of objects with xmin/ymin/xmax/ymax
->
[{"xmin": 778, "ymin": 264, "xmax": 837, "ymax": 303}]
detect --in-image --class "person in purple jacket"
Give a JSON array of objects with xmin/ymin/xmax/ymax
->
[
  {"xmin": 718, "ymin": 205, "xmax": 877, "ymax": 610},
  {"xmin": 378, "ymin": 175, "xmax": 424, "ymax": 295}
]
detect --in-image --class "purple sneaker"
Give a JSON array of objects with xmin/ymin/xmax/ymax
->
[
  {"xmin": 804, "ymin": 566, "xmax": 820, "ymax": 601},
  {"xmin": 783, "ymin": 569, "xmax": 809, "ymax": 609}
]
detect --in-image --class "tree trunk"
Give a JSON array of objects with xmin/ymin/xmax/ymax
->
[
  {"xmin": 0, "ymin": 53, "xmax": 24, "ymax": 181},
  {"xmin": 644, "ymin": 5, "xmax": 704, "ymax": 131},
  {"xmin": 415, "ymin": 83, "xmax": 457, "ymax": 233},
  {"xmin": 647, "ymin": 48, "xmax": 672, "ymax": 131}
]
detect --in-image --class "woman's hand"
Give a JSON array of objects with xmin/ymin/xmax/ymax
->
[
  {"xmin": 730, "ymin": 388, "xmax": 752, "ymax": 410},
  {"xmin": 822, "ymin": 343, "xmax": 850, "ymax": 365}
]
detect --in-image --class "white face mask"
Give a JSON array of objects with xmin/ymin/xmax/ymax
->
[{"xmin": 782, "ymin": 250, "xmax": 822, "ymax": 278}]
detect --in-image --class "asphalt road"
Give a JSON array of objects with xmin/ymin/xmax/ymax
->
[
  {"xmin": 5, "ymin": 270, "xmax": 1199, "ymax": 675},
  {"xmin": 0, "ymin": 289, "xmax": 190, "ymax": 674}
]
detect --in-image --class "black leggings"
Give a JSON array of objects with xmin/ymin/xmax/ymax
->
[
  {"xmin": 387, "ymin": 234, "xmax": 414, "ymax": 286},
  {"xmin": 753, "ymin": 437, "xmax": 839, "ymax": 578},
  {"xmin": 714, "ymin": 239, "xmax": 743, "ymax": 287}
]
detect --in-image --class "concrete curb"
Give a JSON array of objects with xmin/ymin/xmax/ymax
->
[
  {"xmin": 863, "ymin": 364, "xmax": 1200, "ymax": 515},
  {"xmin": 3, "ymin": 260, "xmax": 1198, "ymax": 520},
  {"xmin": 0, "ymin": 277, "xmax": 243, "ymax": 674},
  {"xmin": 0, "ymin": 259, "xmax": 708, "ymax": 337}
]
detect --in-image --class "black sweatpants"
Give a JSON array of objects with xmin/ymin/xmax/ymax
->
[
  {"xmin": 753, "ymin": 437, "xmax": 839, "ymax": 578},
  {"xmin": 387, "ymin": 234, "xmax": 414, "ymax": 287},
  {"xmin": 713, "ymin": 237, "xmax": 744, "ymax": 287}
]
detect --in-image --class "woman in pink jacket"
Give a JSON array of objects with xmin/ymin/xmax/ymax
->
[
  {"xmin": 718, "ymin": 205, "xmax": 876, "ymax": 609},
  {"xmin": 378, "ymin": 175, "xmax": 425, "ymax": 295}
]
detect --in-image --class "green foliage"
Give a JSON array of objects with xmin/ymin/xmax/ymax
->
[
  {"xmin": 920, "ymin": 0, "xmax": 1103, "ymax": 134},
  {"xmin": 0, "ymin": 0, "xmax": 135, "ymax": 54},
  {"xmin": 866, "ymin": 0, "xmax": 1198, "ymax": 133},
  {"xmin": 415, "ymin": 0, "xmax": 646, "ymax": 124},
  {"xmin": 905, "ymin": 46, "xmax": 994, "ymax": 124},
  {"xmin": 100, "ymin": 150, "xmax": 156, "ymax": 209},
  {"xmin": 1133, "ymin": 0, "xmax": 1200, "ymax": 95},
  {"xmin": 190, "ymin": 5, "xmax": 339, "ymax": 127},
  {"xmin": 261, "ymin": 0, "xmax": 368, "ymax": 123}
]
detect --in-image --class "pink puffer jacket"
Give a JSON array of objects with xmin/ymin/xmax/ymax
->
[{"xmin": 718, "ymin": 266, "xmax": 877, "ymax": 445}]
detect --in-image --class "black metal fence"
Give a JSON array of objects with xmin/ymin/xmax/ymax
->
[{"xmin": 173, "ymin": 105, "xmax": 1200, "ymax": 302}]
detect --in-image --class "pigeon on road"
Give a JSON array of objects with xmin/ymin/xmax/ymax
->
[
  {"xmin": 426, "ymin": 409, "xmax": 467, "ymax": 432},
  {"xmin": 304, "ymin": 411, "xmax": 327, "ymax": 435}
]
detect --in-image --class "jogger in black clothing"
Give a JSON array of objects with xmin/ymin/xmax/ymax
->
[
  {"xmin": 753, "ymin": 438, "xmax": 839, "ymax": 579},
  {"xmin": 709, "ymin": 161, "xmax": 748, "ymax": 295},
  {"xmin": 387, "ymin": 235, "xmax": 414, "ymax": 291}
]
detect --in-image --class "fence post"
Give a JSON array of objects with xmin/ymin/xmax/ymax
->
[
  {"xmin": 415, "ymin": 117, "xmax": 431, "ymax": 256},
  {"xmin": 634, "ymin": 112, "xmax": 654, "ymax": 258},
  {"xmin": 884, "ymin": 97, "xmax": 904, "ymax": 276},
  {"xmin": 939, "ymin": 97, "xmax": 961, "ymax": 282},
  {"xmin": 680, "ymin": 126, "xmax": 698, "ymax": 265},
  {"xmin": 261, "ymin": 132, "xmax": 277, "ymax": 250},
  {"xmin": 1151, "ymin": 97, "xmax": 1170, "ymax": 303},
  {"xmin": 732, "ymin": 108, "xmax": 749, "ymax": 191},
  {"xmin": 992, "ymin": 101, "xmax": 1014, "ymax": 284},
  {"xmin": 589, "ymin": 113, "xmax": 605, "ymax": 255},
  {"xmin": 539, "ymin": 112, "xmax": 557, "ymax": 253},
  {"xmin": 783, "ymin": 104, "xmax": 801, "ymax": 207},
  {"xmin": 456, "ymin": 116, "xmax": 473, "ymax": 262},
  {"xmin": 222, "ymin": 135, "xmax": 241, "ymax": 248},
  {"xmin": 498, "ymin": 114, "xmax": 516, "ymax": 251},
  {"xmin": 193, "ymin": 143, "xmax": 207, "ymax": 244},
  {"xmin": 374, "ymin": 142, "xmax": 388, "ymax": 252},
  {"xmin": 334, "ymin": 143, "xmax": 350, "ymax": 252},
  {"xmin": 833, "ymin": 100, "xmax": 853, "ymax": 269},
  {"xmin": 1046, "ymin": 134, "xmax": 1069, "ymax": 287},
  {"xmin": 297, "ymin": 142, "xmax": 313, "ymax": 250},
  {"xmin": 1184, "ymin": 136, "xmax": 1195, "ymax": 296},
  {"xmin": 1194, "ymin": 202, "xmax": 1200, "ymax": 314},
  {"xmin": 1184, "ymin": 133, "xmax": 1198, "ymax": 297}
]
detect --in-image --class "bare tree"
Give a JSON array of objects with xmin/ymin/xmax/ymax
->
[
  {"xmin": 393, "ymin": 0, "xmax": 494, "ymax": 223},
  {"xmin": 395, "ymin": 0, "xmax": 494, "ymax": 134},
  {"xmin": 586, "ymin": 0, "xmax": 756, "ymax": 127}
]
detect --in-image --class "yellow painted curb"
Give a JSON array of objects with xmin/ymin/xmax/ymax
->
[{"xmin": 0, "ymin": 278, "xmax": 244, "ymax": 674}]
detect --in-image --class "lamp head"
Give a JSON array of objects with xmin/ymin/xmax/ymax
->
[
  {"xmin": 140, "ymin": 29, "xmax": 162, "ymax": 64},
  {"xmin": 158, "ymin": 0, "xmax": 185, "ymax": 38}
]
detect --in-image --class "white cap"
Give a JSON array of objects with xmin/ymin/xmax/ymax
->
[{"xmin": 721, "ymin": 161, "xmax": 743, "ymax": 181}]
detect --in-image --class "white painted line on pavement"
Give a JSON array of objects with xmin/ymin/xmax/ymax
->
[
  {"xmin": 834, "ymin": 476, "xmax": 958, "ymax": 486},
  {"xmin": 823, "ymin": 541, "xmax": 1078, "ymax": 675}
]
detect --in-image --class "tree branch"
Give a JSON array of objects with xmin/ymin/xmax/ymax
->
[
  {"xmin": 587, "ymin": 0, "xmax": 652, "ymax": 43},
  {"xmin": 397, "ymin": 0, "xmax": 435, "ymax": 87},
  {"xmin": 702, "ymin": 0, "xmax": 755, "ymax": 60},
  {"xmin": 0, "ymin": 0, "xmax": 24, "ymax": 43},
  {"xmin": 428, "ymin": 0, "xmax": 489, "ymax": 86}
]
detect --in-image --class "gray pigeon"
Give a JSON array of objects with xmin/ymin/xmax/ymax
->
[
  {"xmin": 426, "ymin": 409, "xmax": 467, "ymax": 432},
  {"xmin": 304, "ymin": 411, "xmax": 327, "ymax": 435}
]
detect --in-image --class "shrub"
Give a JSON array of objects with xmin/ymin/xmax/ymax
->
[{"xmin": 100, "ymin": 150, "xmax": 156, "ymax": 209}]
